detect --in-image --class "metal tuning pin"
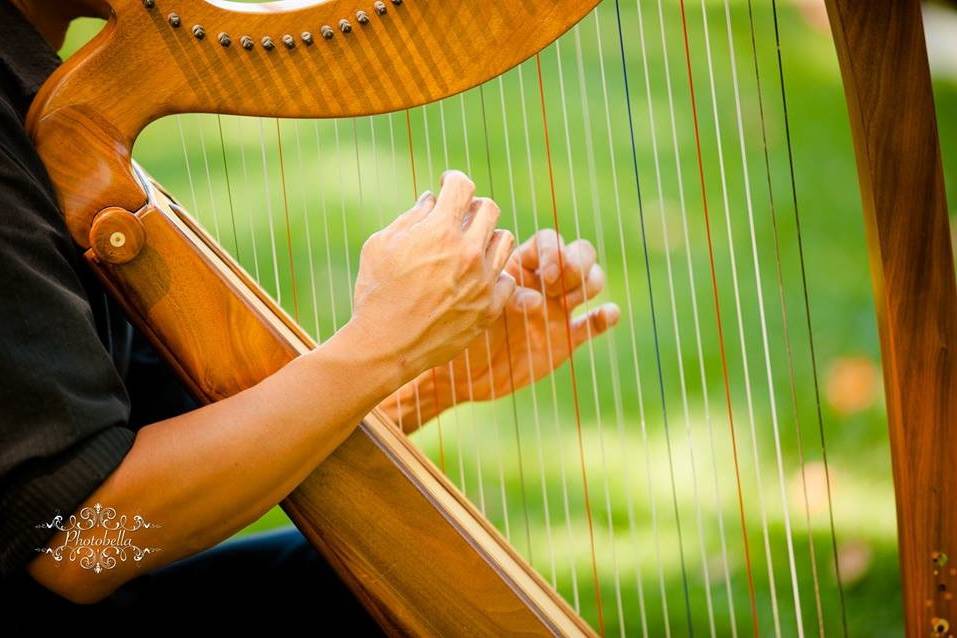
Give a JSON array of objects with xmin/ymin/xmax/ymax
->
[
  {"xmin": 191, "ymin": 25, "xmax": 206, "ymax": 40},
  {"xmin": 374, "ymin": 2, "xmax": 387, "ymax": 15},
  {"xmin": 320, "ymin": 25, "xmax": 334, "ymax": 40},
  {"xmin": 142, "ymin": 0, "xmax": 155, "ymax": 8},
  {"xmin": 218, "ymin": 32, "xmax": 232, "ymax": 47},
  {"xmin": 240, "ymin": 35, "xmax": 254, "ymax": 50},
  {"xmin": 339, "ymin": 19, "xmax": 352, "ymax": 34},
  {"xmin": 261, "ymin": 36, "xmax": 275, "ymax": 50},
  {"xmin": 356, "ymin": 10, "xmax": 370, "ymax": 25},
  {"xmin": 301, "ymin": 31, "xmax": 314, "ymax": 46},
  {"xmin": 167, "ymin": 13, "xmax": 181, "ymax": 28},
  {"xmin": 282, "ymin": 34, "xmax": 296, "ymax": 49}
]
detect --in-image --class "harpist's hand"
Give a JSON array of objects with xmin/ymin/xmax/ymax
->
[
  {"xmin": 351, "ymin": 170, "xmax": 515, "ymax": 383},
  {"xmin": 382, "ymin": 229, "xmax": 619, "ymax": 433}
]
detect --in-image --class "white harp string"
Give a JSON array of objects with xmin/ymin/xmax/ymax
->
[
  {"xmin": 517, "ymin": 60, "xmax": 583, "ymax": 612},
  {"xmin": 592, "ymin": 6, "xmax": 651, "ymax": 636}
]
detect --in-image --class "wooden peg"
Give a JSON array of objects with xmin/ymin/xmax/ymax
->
[{"xmin": 89, "ymin": 207, "xmax": 146, "ymax": 264}]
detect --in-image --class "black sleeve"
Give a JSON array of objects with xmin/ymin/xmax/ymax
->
[{"xmin": 0, "ymin": 95, "xmax": 135, "ymax": 579}]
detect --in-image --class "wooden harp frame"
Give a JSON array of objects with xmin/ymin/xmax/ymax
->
[{"xmin": 26, "ymin": 0, "xmax": 957, "ymax": 635}]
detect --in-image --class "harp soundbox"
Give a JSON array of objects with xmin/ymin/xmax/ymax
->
[{"xmin": 27, "ymin": 0, "xmax": 957, "ymax": 635}]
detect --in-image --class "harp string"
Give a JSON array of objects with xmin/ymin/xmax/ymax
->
[
  {"xmin": 415, "ymin": 105, "xmax": 447, "ymax": 474},
  {"xmin": 274, "ymin": 120, "xmax": 300, "ymax": 322},
  {"xmin": 255, "ymin": 119, "xmax": 283, "ymax": 304},
  {"xmin": 535, "ymin": 50, "xmax": 607, "ymax": 637},
  {"xmin": 728, "ymin": 4, "xmax": 809, "ymax": 632},
  {"xmin": 672, "ymin": 0, "xmax": 768, "ymax": 636},
  {"xmin": 638, "ymin": 0, "xmax": 741, "ymax": 630},
  {"xmin": 515, "ymin": 62, "xmax": 582, "ymax": 611},
  {"xmin": 433, "ymin": 104, "xmax": 468, "ymax": 492},
  {"xmin": 553, "ymin": 34, "xmax": 629, "ymax": 633},
  {"xmin": 470, "ymin": 103, "xmax": 514, "ymax": 545},
  {"xmin": 767, "ymin": 0, "xmax": 848, "ymax": 632},
  {"xmin": 495, "ymin": 71, "xmax": 561, "ymax": 590},
  {"xmin": 197, "ymin": 126, "xmax": 223, "ymax": 242},
  {"xmin": 701, "ymin": 0, "xmax": 805, "ymax": 633},
  {"xmin": 612, "ymin": 2, "xmax": 697, "ymax": 634},
  {"xmin": 236, "ymin": 118, "xmax": 261, "ymax": 283},
  {"xmin": 388, "ymin": 112, "xmax": 405, "ymax": 434},
  {"xmin": 176, "ymin": 116, "xmax": 199, "ymax": 215},
  {"xmin": 622, "ymin": 0, "xmax": 721, "ymax": 632},
  {"xmin": 292, "ymin": 120, "xmax": 323, "ymax": 341},
  {"xmin": 740, "ymin": 0, "xmax": 825, "ymax": 632},
  {"xmin": 447, "ymin": 98, "xmax": 489, "ymax": 517},
  {"xmin": 215, "ymin": 116, "xmax": 241, "ymax": 260},
  {"xmin": 332, "ymin": 120, "xmax": 355, "ymax": 315},
  {"xmin": 453, "ymin": 94, "xmax": 512, "ymax": 540},
  {"xmin": 591, "ymin": 7, "xmax": 654, "ymax": 635},
  {"xmin": 477, "ymin": 83, "xmax": 536, "ymax": 559},
  {"xmin": 312, "ymin": 121, "xmax": 339, "ymax": 337}
]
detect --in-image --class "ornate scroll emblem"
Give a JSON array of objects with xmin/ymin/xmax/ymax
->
[{"xmin": 35, "ymin": 503, "xmax": 161, "ymax": 574}]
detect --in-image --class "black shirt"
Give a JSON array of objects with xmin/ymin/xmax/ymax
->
[{"xmin": 0, "ymin": 1, "xmax": 195, "ymax": 581}]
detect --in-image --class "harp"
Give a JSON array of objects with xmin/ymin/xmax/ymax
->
[{"xmin": 28, "ymin": 0, "xmax": 957, "ymax": 635}]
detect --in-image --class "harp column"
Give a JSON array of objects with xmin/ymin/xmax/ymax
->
[{"xmin": 826, "ymin": 0, "xmax": 957, "ymax": 635}]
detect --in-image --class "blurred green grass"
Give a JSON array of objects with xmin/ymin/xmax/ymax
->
[{"xmin": 61, "ymin": 1, "xmax": 957, "ymax": 635}]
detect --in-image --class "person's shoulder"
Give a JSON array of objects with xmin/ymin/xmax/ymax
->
[
  {"xmin": 0, "ymin": 92, "xmax": 46, "ymax": 175},
  {"xmin": 0, "ymin": 89, "xmax": 69, "ymax": 234}
]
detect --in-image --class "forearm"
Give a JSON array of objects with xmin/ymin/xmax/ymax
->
[{"xmin": 28, "ymin": 319, "xmax": 403, "ymax": 604}]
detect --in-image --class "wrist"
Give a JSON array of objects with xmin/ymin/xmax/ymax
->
[
  {"xmin": 307, "ymin": 316, "xmax": 408, "ymax": 402},
  {"xmin": 380, "ymin": 367, "xmax": 454, "ymax": 433}
]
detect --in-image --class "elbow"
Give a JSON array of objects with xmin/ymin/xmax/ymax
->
[
  {"xmin": 26, "ymin": 557, "xmax": 119, "ymax": 605},
  {"xmin": 57, "ymin": 582, "xmax": 115, "ymax": 606}
]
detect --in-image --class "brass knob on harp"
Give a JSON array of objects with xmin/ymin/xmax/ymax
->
[{"xmin": 90, "ymin": 207, "xmax": 146, "ymax": 265}]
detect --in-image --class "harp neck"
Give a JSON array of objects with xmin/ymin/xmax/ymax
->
[{"xmin": 26, "ymin": 0, "xmax": 600, "ymax": 248}]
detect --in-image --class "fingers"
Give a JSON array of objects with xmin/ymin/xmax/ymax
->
[
  {"xmin": 507, "ymin": 288, "xmax": 544, "ymax": 313},
  {"xmin": 434, "ymin": 170, "xmax": 476, "ymax": 223},
  {"xmin": 466, "ymin": 197, "xmax": 502, "ymax": 246},
  {"xmin": 563, "ymin": 263, "xmax": 606, "ymax": 308},
  {"xmin": 489, "ymin": 271, "xmax": 517, "ymax": 319},
  {"xmin": 391, "ymin": 190, "xmax": 436, "ymax": 231},
  {"xmin": 486, "ymin": 228, "xmax": 515, "ymax": 274},
  {"xmin": 558, "ymin": 240, "xmax": 598, "ymax": 293},
  {"xmin": 570, "ymin": 303, "xmax": 621, "ymax": 349},
  {"xmin": 515, "ymin": 231, "xmax": 598, "ymax": 297},
  {"xmin": 515, "ymin": 229, "xmax": 564, "ymax": 283}
]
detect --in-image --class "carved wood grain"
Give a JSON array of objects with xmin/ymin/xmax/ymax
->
[{"xmin": 825, "ymin": 1, "xmax": 957, "ymax": 634}]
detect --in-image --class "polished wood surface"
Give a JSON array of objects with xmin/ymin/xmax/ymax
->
[
  {"xmin": 28, "ymin": 0, "xmax": 600, "ymax": 247},
  {"xmin": 824, "ymin": 1, "xmax": 957, "ymax": 634}
]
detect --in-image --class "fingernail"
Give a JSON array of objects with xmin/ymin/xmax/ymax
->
[
  {"xmin": 519, "ymin": 289, "xmax": 543, "ymax": 310},
  {"xmin": 606, "ymin": 303, "xmax": 621, "ymax": 325},
  {"xmin": 543, "ymin": 263, "xmax": 560, "ymax": 284},
  {"xmin": 416, "ymin": 190, "xmax": 433, "ymax": 205}
]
